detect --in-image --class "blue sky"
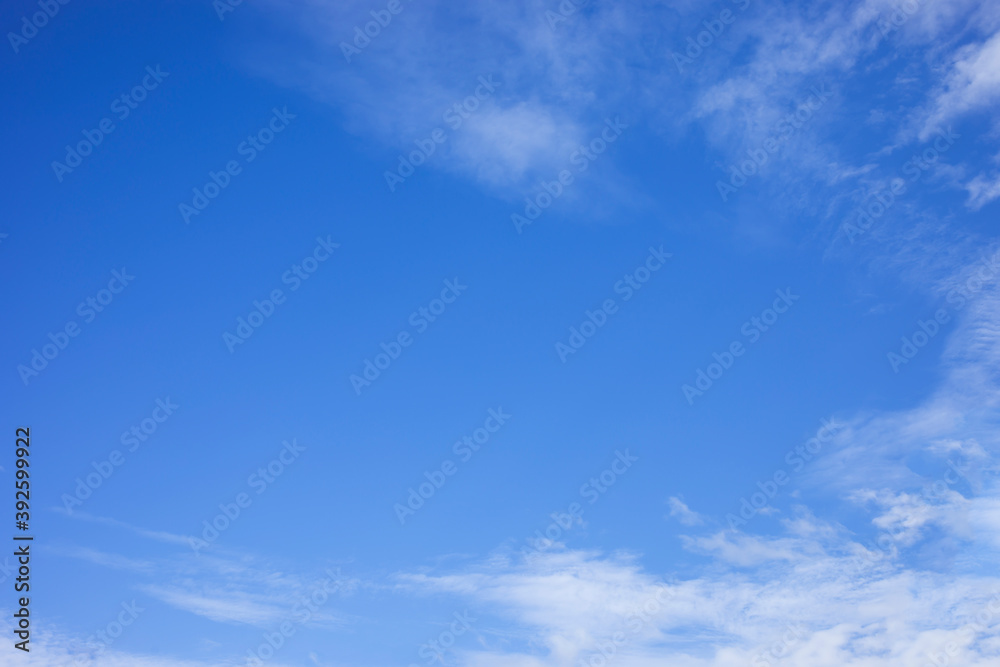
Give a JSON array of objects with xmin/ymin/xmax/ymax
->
[{"xmin": 2, "ymin": 0, "xmax": 1000, "ymax": 665}]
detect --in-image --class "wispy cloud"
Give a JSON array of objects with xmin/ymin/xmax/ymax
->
[
  {"xmin": 385, "ymin": 251, "xmax": 1000, "ymax": 665},
  {"xmin": 917, "ymin": 29, "xmax": 1000, "ymax": 140},
  {"xmin": 667, "ymin": 496, "xmax": 705, "ymax": 526},
  {"xmin": 53, "ymin": 510, "xmax": 359, "ymax": 632},
  {"xmin": 54, "ymin": 508, "xmax": 192, "ymax": 546}
]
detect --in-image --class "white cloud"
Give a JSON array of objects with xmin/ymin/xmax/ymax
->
[
  {"xmin": 389, "ymin": 252, "xmax": 1000, "ymax": 666},
  {"xmin": 29, "ymin": 256, "xmax": 1000, "ymax": 666},
  {"xmin": 964, "ymin": 171, "xmax": 1000, "ymax": 210},
  {"xmin": 235, "ymin": 0, "xmax": 1000, "ymax": 238},
  {"xmin": 246, "ymin": 0, "xmax": 650, "ymax": 192},
  {"xmin": 0, "ymin": 622, "xmax": 261, "ymax": 667},
  {"xmin": 401, "ymin": 543, "xmax": 1000, "ymax": 666},
  {"xmin": 53, "ymin": 512, "xmax": 358, "ymax": 632},
  {"xmin": 918, "ymin": 30, "xmax": 1000, "ymax": 140},
  {"xmin": 447, "ymin": 102, "xmax": 583, "ymax": 187},
  {"xmin": 667, "ymin": 496, "xmax": 705, "ymax": 526}
]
